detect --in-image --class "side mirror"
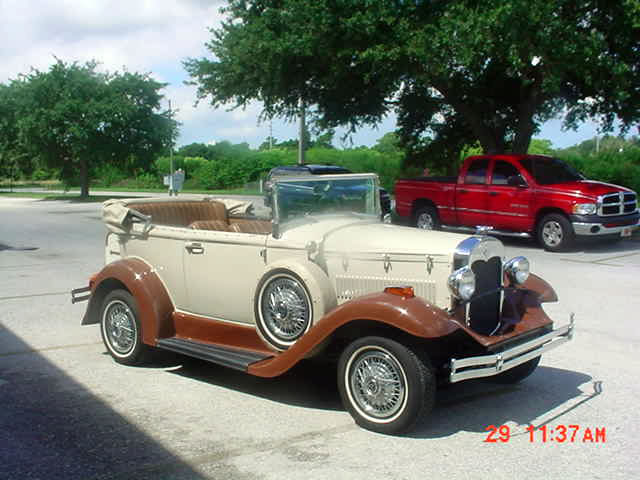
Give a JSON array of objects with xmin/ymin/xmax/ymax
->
[{"xmin": 507, "ymin": 175, "xmax": 527, "ymax": 187}]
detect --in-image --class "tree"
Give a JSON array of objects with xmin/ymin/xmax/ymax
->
[
  {"xmin": 8, "ymin": 60, "xmax": 176, "ymax": 196},
  {"xmin": 185, "ymin": 0, "xmax": 640, "ymax": 165}
]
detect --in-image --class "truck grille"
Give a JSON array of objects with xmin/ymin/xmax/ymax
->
[
  {"xmin": 468, "ymin": 257, "xmax": 502, "ymax": 335},
  {"xmin": 599, "ymin": 192, "xmax": 638, "ymax": 216}
]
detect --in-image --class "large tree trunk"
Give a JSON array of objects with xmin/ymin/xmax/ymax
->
[{"xmin": 79, "ymin": 158, "xmax": 89, "ymax": 198}]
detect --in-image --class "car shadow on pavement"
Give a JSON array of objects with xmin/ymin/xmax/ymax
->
[
  {"xmin": 166, "ymin": 356, "xmax": 595, "ymax": 439},
  {"xmin": 0, "ymin": 326, "xmax": 208, "ymax": 480},
  {"xmin": 168, "ymin": 356, "xmax": 343, "ymax": 412},
  {"xmin": 409, "ymin": 365, "xmax": 596, "ymax": 439}
]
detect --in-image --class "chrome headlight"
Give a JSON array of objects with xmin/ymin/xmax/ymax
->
[
  {"xmin": 572, "ymin": 203, "xmax": 596, "ymax": 215},
  {"xmin": 504, "ymin": 256, "xmax": 530, "ymax": 285},
  {"xmin": 448, "ymin": 266, "xmax": 476, "ymax": 301}
]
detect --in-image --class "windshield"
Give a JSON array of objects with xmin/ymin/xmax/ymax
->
[
  {"xmin": 520, "ymin": 157, "xmax": 584, "ymax": 185},
  {"xmin": 273, "ymin": 174, "xmax": 380, "ymax": 223}
]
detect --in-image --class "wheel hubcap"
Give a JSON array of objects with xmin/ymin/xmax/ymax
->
[
  {"xmin": 417, "ymin": 212, "xmax": 434, "ymax": 230},
  {"xmin": 104, "ymin": 300, "xmax": 136, "ymax": 354},
  {"xmin": 349, "ymin": 348, "xmax": 406, "ymax": 420},
  {"xmin": 542, "ymin": 221, "xmax": 563, "ymax": 246},
  {"xmin": 262, "ymin": 277, "xmax": 310, "ymax": 341}
]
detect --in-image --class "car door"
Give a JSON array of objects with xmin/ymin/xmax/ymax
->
[
  {"xmin": 182, "ymin": 229, "xmax": 268, "ymax": 324},
  {"xmin": 455, "ymin": 157, "xmax": 490, "ymax": 227},
  {"xmin": 487, "ymin": 160, "xmax": 533, "ymax": 232}
]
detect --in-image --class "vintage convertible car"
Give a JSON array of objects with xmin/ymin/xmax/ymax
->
[{"xmin": 72, "ymin": 173, "xmax": 574, "ymax": 434}]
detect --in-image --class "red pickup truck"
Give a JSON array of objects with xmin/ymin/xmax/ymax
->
[{"xmin": 395, "ymin": 154, "xmax": 639, "ymax": 251}]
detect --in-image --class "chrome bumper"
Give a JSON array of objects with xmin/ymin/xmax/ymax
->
[
  {"xmin": 572, "ymin": 218, "xmax": 640, "ymax": 236},
  {"xmin": 71, "ymin": 286, "xmax": 91, "ymax": 304},
  {"xmin": 449, "ymin": 316, "xmax": 575, "ymax": 383}
]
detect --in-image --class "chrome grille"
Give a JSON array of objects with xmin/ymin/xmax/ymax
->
[
  {"xmin": 468, "ymin": 257, "xmax": 503, "ymax": 335},
  {"xmin": 453, "ymin": 236, "xmax": 505, "ymax": 336},
  {"xmin": 598, "ymin": 192, "xmax": 638, "ymax": 216}
]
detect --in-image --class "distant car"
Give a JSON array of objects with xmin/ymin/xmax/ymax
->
[{"xmin": 264, "ymin": 164, "xmax": 392, "ymax": 215}]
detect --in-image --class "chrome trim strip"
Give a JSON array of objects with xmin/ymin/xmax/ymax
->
[
  {"xmin": 454, "ymin": 207, "xmax": 528, "ymax": 217},
  {"xmin": 442, "ymin": 225, "xmax": 532, "ymax": 238},
  {"xmin": 449, "ymin": 317, "xmax": 575, "ymax": 383}
]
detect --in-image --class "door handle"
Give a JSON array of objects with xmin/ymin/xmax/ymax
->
[
  {"xmin": 489, "ymin": 191, "xmax": 499, "ymax": 196},
  {"xmin": 185, "ymin": 242, "xmax": 204, "ymax": 254}
]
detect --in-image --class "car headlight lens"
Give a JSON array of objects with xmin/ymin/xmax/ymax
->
[
  {"xmin": 448, "ymin": 266, "xmax": 476, "ymax": 301},
  {"xmin": 572, "ymin": 203, "xmax": 596, "ymax": 215},
  {"xmin": 504, "ymin": 256, "xmax": 530, "ymax": 285}
]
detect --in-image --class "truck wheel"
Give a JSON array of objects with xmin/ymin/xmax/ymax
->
[
  {"xmin": 100, "ymin": 289, "xmax": 151, "ymax": 365},
  {"xmin": 537, "ymin": 213, "xmax": 574, "ymax": 252},
  {"xmin": 489, "ymin": 356, "xmax": 540, "ymax": 384},
  {"xmin": 414, "ymin": 206, "xmax": 440, "ymax": 230},
  {"xmin": 338, "ymin": 337, "xmax": 435, "ymax": 435}
]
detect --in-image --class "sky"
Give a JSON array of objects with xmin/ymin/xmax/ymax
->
[{"xmin": 0, "ymin": 0, "xmax": 606, "ymax": 151}]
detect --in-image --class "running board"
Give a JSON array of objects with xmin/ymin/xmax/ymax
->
[
  {"xmin": 441, "ymin": 225, "xmax": 532, "ymax": 239},
  {"xmin": 156, "ymin": 337, "xmax": 272, "ymax": 371}
]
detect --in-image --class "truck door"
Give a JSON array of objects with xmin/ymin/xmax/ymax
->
[
  {"xmin": 456, "ymin": 158, "xmax": 489, "ymax": 227},
  {"xmin": 488, "ymin": 160, "xmax": 533, "ymax": 232}
]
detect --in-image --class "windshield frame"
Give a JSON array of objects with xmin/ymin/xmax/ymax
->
[{"xmin": 271, "ymin": 173, "xmax": 381, "ymax": 237}]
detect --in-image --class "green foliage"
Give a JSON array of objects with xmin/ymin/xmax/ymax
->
[
  {"xmin": 186, "ymin": 0, "xmax": 640, "ymax": 162},
  {"xmin": 2, "ymin": 59, "xmax": 177, "ymax": 196},
  {"xmin": 558, "ymin": 139, "xmax": 640, "ymax": 193},
  {"xmin": 528, "ymin": 139, "xmax": 555, "ymax": 156},
  {"xmin": 93, "ymin": 163, "xmax": 127, "ymax": 187}
]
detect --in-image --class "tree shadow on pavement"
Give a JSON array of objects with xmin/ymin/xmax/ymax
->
[{"xmin": 0, "ymin": 326, "xmax": 209, "ymax": 480}]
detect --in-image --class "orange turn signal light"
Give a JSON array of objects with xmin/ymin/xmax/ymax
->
[{"xmin": 384, "ymin": 286, "xmax": 415, "ymax": 298}]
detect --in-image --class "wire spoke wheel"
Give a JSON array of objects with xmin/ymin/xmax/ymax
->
[
  {"xmin": 256, "ymin": 271, "xmax": 312, "ymax": 350},
  {"xmin": 99, "ymin": 289, "xmax": 150, "ymax": 365},
  {"xmin": 348, "ymin": 347, "xmax": 406, "ymax": 420},
  {"xmin": 103, "ymin": 300, "xmax": 137, "ymax": 355},
  {"xmin": 338, "ymin": 337, "xmax": 436, "ymax": 434}
]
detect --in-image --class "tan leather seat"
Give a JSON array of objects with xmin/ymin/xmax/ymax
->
[
  {"xmin": 130, "ymin": 201, "xmax": 227, "ymax": 227},
  {"xmin": 229, "ymin": 219, "xmax": 272, "ymax": 234},
  {"xmin": 189, "ymin": 220, "xmax": 232, "ymax": 232}
]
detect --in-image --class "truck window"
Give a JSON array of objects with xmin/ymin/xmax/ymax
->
[
  {"xmin": 491, "ymin": 161, "xmax": 523, "ymax": 185},
  {"xmin": 520, "ymin": 157, "xmax": 583, "ymax": 184},
  {"xmin": 464, "ymin": 159, "xmax": 489, "ymax": 184}
]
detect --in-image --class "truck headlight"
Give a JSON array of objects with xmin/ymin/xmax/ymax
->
[
  {"xmin": 504, "ymin": 256, "xmax": 530, "ymax": 285},
  {"xmin": 572, "ymin": 203, "xmax": 596, "ymax": 215},
  {"xmin": 448, "ymin": 266, "xmax": 476, "ymax": 301}
]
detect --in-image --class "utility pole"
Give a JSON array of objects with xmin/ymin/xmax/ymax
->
[
  {"xmin": 298, "ymin": 99, "xmax": 306, "ymax": 165},
  {"xmin": 168, "ymin": 100, "xmax": 175, "ymax": 195}
]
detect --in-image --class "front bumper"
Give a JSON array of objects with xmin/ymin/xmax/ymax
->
[
  {"xmin": 571, "ymin": 212, "xmax": 640, "ymax": 236},
  {"xmin": 449, "ymin": 316, "xmax": 575, "ymax": 383}
]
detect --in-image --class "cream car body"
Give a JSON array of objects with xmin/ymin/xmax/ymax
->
[{"xmin": 74, "ymin": 173, "xmax": 574, "ymax": 435}]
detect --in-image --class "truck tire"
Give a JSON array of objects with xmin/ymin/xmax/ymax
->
[
  {"xmin": 537, "ymin": 213, "xmax": 575, "ymax": 252},
  {"xmin": 413, "ymin": 206, "xmax": 440, "ymax": 230}
]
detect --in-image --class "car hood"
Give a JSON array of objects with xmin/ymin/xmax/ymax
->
[
  {"xmin": 536, "ymin": 180, "xmax": 634, "ymax": 199},
  {"xmin": 321, "ymin": 222, "xmax": 466, "ymax": 258},
  {"xmin": 273, "ymin": 217, "xmax": 467, "ymax": 258}
]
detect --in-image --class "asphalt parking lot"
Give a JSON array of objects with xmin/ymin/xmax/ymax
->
[{"xmin": 1, "ymin": 195, "xmax": 639, "ymax": 479}]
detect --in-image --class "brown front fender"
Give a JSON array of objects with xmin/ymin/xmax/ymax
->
[
  {"xmin": 82, "ymin": 258, "xmax": 174, "ymax": 346},
  {"xmin": 248, "ymin": 291, "xmax": 461, "ymax": 378}
]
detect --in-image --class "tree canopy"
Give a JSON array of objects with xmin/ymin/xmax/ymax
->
[
  {"xmin": 186, "ymin": 0, "xmax": 640, "ymax": 163},
  {"xmin": 2, "ymin": 60, "xmax": 176, "ymax": 196}
]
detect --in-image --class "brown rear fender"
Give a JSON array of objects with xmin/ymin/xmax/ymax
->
[
  {"xmin": 248, "ymin": 291, "xmax": 461, "ymax": 378},
  {"xmin": 82, "ymin": 258, "xmax": 174, "ymax": 345}
]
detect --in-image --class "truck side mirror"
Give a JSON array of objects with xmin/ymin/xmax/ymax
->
[{"xmin": 507, "ymin": 175, "xmax": 527, "ymax": 187}]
